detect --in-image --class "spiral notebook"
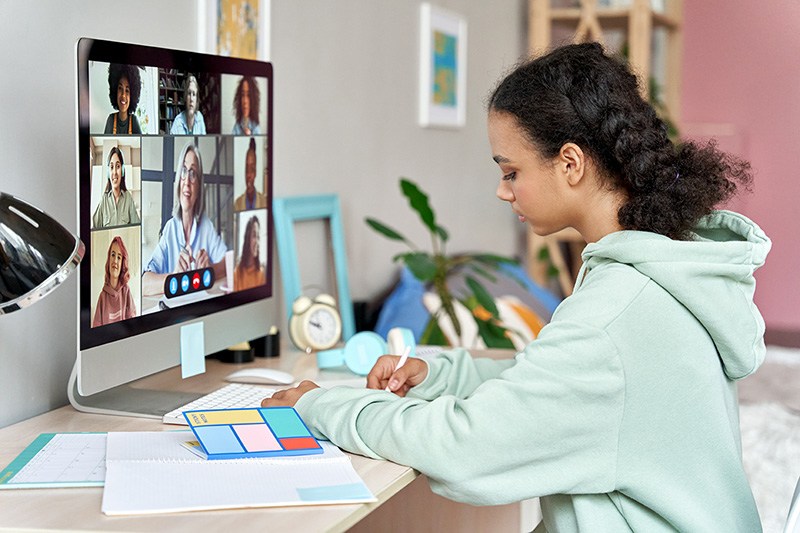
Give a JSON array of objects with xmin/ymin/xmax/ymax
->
[{"xmin": 101, "ymin": 431, "xmax": 375, "ymax": 515}]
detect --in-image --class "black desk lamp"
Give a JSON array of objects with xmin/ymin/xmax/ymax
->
[{"xmin": 0, "ymin": 193, "xmax": 84, "ymax": 314}]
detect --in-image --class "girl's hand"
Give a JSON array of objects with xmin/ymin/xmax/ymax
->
[
  {"xmin": 261, "ymin": 380, "xmax": 319, "ymax": 408},
  {"xmin": 366, "ymin": 355, "xmax": 428, "ymax": 396}
]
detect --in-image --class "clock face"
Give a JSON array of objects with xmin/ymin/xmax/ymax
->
[{"xmin": 303, "ymin": 305, "xmax": 342, "ymax": 350}]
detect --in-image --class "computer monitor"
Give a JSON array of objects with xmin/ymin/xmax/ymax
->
[{"xmin": 69, "ymin": 38, "xmax": 275, "ymax": 418}]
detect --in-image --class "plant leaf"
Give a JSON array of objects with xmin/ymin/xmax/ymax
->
[
  {"xmin": 400, "ymin": 178, "xmax": 437, "ymax": 235},
  {"xmin": 472, "ymin": 253, "xmax": 518, "ymax": 265},
  {"xmin": 465, "ymin": 276, "xmax": 499, "ymax": 317},
  {"xmin": 435, "ymin": 225, "xmax": 449, "ymax": 242},
  {"xmin": 467, "ymin": 264, "xmax": 498, "ymax": 283},
  {"xmin": 537, "ymin": 246, "xmax": 550, "ymax": 261},
  {"xmin": 420, "ymin": 316, "xmax": 450, "ymax": 346},
  {"xmin": 399, "ymin": 252, "xmax": 438, "ymax": 282},
  {"xmin": 365, "ymin": 217, "xmax": 408, "ymax": 243},
  {"xmin": 474, "ymin": 317, "xmax": 515, "ymax": 349}
]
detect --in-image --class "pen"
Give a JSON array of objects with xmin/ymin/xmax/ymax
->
[{"xmin": 385, "ymin": 345, "xmax": 412, "ymax": 392}]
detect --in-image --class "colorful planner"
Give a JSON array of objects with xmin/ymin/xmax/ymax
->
[{"xmin": 183, "ymin": 407, "xmax": 322, "ymax": 460}]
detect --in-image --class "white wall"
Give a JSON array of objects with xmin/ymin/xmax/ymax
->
[{"xmin": 0, "ymin": 0, "xmax": 526, "ymax": 428}]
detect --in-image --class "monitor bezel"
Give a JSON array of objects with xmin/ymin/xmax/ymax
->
[{"xmin": 76, "ymin": 38, "xmax": 274, "ymax": 351}]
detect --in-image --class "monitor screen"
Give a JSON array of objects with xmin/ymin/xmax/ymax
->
[{"xmin": 74, "ymin": 38, "xmax": 275, "ymax": 406}]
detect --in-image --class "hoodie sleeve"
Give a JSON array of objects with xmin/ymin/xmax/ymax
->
[
  {"xmin": 295, "ymin": 320, "xmax": 624, "ymax": 505},
  {"xmin": 406, "ymin": 348, "xmax": 517, "ymax": 401}
]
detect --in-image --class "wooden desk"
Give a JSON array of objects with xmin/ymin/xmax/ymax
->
[{"xmin": 0, "ymin": 349, "xmax": 524, "ymax": 532}]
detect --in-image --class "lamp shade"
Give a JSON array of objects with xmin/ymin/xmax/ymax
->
[{"xmin": 0, "ymin": 192, "xmax": 84, "ymax": 314}]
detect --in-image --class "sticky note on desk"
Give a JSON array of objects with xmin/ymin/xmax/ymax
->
[{"xmin": 182, "ymin": 407, "xmax": 322, "ymax": 460}]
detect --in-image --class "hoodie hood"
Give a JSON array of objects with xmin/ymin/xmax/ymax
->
[{"xmin": 579, "ymin": 210, "xmax": 771, "ymax": 380}]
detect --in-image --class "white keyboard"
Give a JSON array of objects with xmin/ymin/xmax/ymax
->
[{"xmin": 161, "ymin": 383, "xmax": 276, "ymax": 425}]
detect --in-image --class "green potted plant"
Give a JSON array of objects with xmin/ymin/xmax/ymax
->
[{"xmin": 365, "ymin": 178, "xmax": 519, "ymax": 348}]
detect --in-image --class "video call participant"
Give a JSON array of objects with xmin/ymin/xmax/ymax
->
[
  {"xmin": 142, "ymin": 143, "xmax": 226, "ymax": 296},
  {"xmin": 92, "ymin": 147, "xmax": 141, "ymax": 228},
  {"xmin": 232, "ymin": 76, "xmax": 260, "ymax": 135},
  {"xmin": 234, "ymin": 138, "xmax": 266, "ymax": 210},
  {"xmin": 170, "ymin": 75, "xmax": 206, "ymax": 135},
  {"xmin": 233, "ymin": 215, "xmax": 265, "ymax": 291},
  {"xmin": 93, "ymin": 236, "xmax": 137, "ymax": 326},
  {"xmin": 104, "ymin": 64, "xmax": 142, "ymax": 135}
]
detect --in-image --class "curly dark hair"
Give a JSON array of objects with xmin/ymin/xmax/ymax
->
[
  {"xmin": 107, "ymin": 63, "xmax": 141, "ymax": 113},
  {"xmin": 233, "ymin": 76, "xmax": 260, "ymax": 126},
  {"xmin": 239, "ymin": 215, "xmax": 261, "ymax": 269},
  {"xmin": 488, "ymin": 42, "xmax": 752, "ymax": 240}
]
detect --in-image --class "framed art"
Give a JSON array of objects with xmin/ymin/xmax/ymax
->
[
  {"xmin": 199, "ymin": 0, "xmax": 271, "ymax": 61},
  {"xmin": 418, "ymin": 3, "xmax": 468, "ymax": 128},
  {"xmin": 273, "ymin": 194, "xmax": 356, "ymax": 341}
]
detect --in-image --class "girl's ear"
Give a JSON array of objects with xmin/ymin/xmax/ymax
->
[{"xmin": 558, "ymin": 143, "xmax": 586, "ymax": 186}]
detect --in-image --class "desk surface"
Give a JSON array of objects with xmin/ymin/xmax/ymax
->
[
  {"xmin": 0, "ymin": 349, "xmax": 420, "ymax": 533},
  {"xmin": 0, "ymin": 347, "xmax": 517, "ymax": 532}
]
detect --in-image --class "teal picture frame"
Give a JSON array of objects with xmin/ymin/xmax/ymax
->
[{"xmin": 273, "ymin": 194, "xmax": 355, "ymax": 341}]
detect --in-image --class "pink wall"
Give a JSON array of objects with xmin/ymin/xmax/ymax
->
[{"xmin": 681, "ymin": 1, "xmax": 800, "ymax": 332}]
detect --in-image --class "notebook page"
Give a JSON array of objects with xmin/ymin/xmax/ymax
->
[{"xmin": 102, "ymin": 431, "xmax": 374, "ymax": 515}]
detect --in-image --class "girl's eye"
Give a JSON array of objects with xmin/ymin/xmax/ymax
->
[{"xmin": 502, "ymin": 171, "xmax": 516, "ymax": 181}]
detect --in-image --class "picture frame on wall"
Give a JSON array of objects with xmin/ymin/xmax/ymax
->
[
  {"xmin": 418, "ymin": 3, "xmax": 468, "ymax": 128},
  {"xmin": 198, "ymin": 0, "xmax": 271, "ymax": 61}
]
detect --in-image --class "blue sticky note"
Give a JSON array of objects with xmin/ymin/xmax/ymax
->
[
  {"xmin": 297, "ymin": 483, "xmax": 375, "ymax": 502},
  {"xmin": 194, "ymin": 425, "xmax": 244, "ymax": 455},
  {"xmin": 181, "ymin": 322, "xmax": 205, "ymax": 378}
]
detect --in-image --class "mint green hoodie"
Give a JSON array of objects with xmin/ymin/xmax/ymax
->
[{"xmin": 296, "ymin": 210, "xmax": 771, "ymax": 532}]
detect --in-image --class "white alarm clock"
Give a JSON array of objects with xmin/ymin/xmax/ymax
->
[{"xmin": 288, "ymin": 294, "xmax": 343, "ymax": 352}]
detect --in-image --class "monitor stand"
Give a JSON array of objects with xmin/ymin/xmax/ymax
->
[{"xmin": 67, "ymin": 362, "xmax": 204, "ymax": 419}]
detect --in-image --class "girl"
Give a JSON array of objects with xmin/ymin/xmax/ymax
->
[
  {"xmin": 264, "ymin": 43, "xmax": 769, "ymax": 532},
  {"xmin": 92, "ymin": 236, "xmax": 137, "ymax": 326}
]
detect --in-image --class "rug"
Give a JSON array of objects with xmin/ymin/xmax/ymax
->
[{"xmin": 741, "ymin": 401, "xmax": 800, "ymax": 532}]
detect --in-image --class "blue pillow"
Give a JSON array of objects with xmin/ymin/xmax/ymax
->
[{"xmin": 374, "ymin": 267, "xmax": 430, "ymax": 340}]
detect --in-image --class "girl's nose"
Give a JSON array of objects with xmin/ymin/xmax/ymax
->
[{"xmin": 496, "ymin": 180, "xmax": 513, "ymax": 202}]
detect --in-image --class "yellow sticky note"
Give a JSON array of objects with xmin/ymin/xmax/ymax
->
[{"xmin": 188, "ymin": 409, "xmax": 263, "ymax": 426}]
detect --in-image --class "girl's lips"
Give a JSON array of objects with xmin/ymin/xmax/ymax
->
[{"xmin": 518, "ymin": 215, "xmax": 526, "ymax": 223}]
